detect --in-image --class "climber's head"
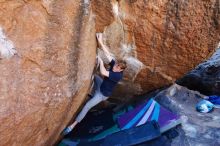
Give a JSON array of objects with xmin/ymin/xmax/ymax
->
[{"xmin": 113, "ymin": 60, "xmax": 127, "ymax": 72}]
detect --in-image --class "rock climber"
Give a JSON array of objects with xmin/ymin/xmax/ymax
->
[{"xmin": 62, "ymin": 33, "xmax": 127, "ymax": 135}]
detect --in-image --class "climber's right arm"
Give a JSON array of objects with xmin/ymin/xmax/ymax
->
[{"xmin": 96, "ymin": 33, "xmax": 114, "ymax": 63}]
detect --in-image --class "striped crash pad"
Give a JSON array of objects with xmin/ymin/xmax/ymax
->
[
  {"xmin": 59, "ymin": 98, "xmax": 182, "ymax": 146},
  {"xmin": 117, "ymin": 98, "xmax": 182, "ymax": 133}
]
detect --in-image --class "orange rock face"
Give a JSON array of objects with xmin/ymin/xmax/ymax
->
[
  {"xmin": 0, "ymin": 1, "xmax": 96, "ymax": 146},
  {"xmin": 92, "ymin": 0, "xmax": 220, "ymax": 99},
  {"xmin": 0, "ymin": 0, "xmax": 220, "ymax": 146}
]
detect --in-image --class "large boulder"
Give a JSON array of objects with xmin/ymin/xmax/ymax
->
[
  {"xmin": 155, "ymin": 84, "xmax": 220, "ymax": 146},
  {"xmin": 0, "ymin": 0, "xmax": 220, "ymax": 145},
  {"xmin": 92, "ymin": 0, "xmax": 220, "ymax": 100},
  {"xmin": 177, "ymin": 45, "xmax": 220, "ymax": 96},
  {"xmin": 0, "ymin": 1, "xmax": 96, "ymax": 146}
]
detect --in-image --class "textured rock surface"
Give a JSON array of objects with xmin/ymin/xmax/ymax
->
[
  {"xmin": 0, "ymin": 0, "xmax": 220, "ymax": 146},
  {"xmin": 155, "ymin": 84, "xmax": 220, "ymax": 146},
  {"xmin": 0, "ymin": 1, "xmax": 96, "ymax": 146},
  {"xmin": 92, "ymin": 0, "xmax": 220, "ymax": 100},
  {"xmin": 177, "ymin": 46, "xmax": 220, "ymax": 96}
]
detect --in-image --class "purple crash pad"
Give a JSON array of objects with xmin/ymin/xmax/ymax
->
[{"xmin": 117, "ymin": 99, "xmax": 182, "ymax": 132}]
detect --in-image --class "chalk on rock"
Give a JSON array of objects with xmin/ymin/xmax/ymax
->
[
  {"xmin": 0, "ymin": 27, "xmax": 17, "ymax": 59},
  {"xmin": 169, "ymin": 86, "xmax": 177, "ymax": 97},
  {"xmin": 217, "ymin": 42, "xmax": 220, "ymax": 48}
]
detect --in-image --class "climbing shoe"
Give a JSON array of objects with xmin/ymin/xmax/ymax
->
[{"xmin": 62, "ymin": 126, "xmax": 73, "ymax": 136}]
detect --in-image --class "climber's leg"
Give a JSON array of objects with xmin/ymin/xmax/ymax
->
[
  {"xmin": 75, "ymin": 90, "xmax": 105, "ymax": 123},
  {"xmin": 62, "ymin": 89, "xmax": 108, "ymax": 135}
]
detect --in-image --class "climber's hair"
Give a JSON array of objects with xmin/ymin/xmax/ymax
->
[{"xmin": 117, "ymin": 59, "xmax": 127, "ymax": 70}]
